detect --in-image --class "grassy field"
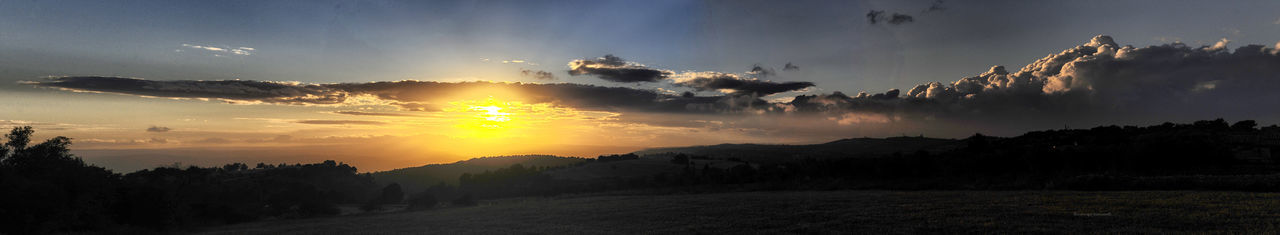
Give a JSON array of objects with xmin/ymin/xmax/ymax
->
[{"xmin": 198, "ymin": 190, "xmax": 1280, "ymax": 234}]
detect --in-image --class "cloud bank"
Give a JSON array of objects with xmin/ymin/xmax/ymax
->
[
  {"xmin": 30, "ymin": 36, "xmax": 1280, "ymax": 135},
  {"xmin": 31, "ymin": 77, "xmax": 780, "ymax": 114},
  {"xmin": 791, "ymin": 35, "xmax": 1280, "ymax": 130}
]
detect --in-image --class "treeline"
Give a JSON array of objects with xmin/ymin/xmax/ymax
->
[{"xmin": 0, "ymin": 127, "xmax": 381, "ymax": 234}]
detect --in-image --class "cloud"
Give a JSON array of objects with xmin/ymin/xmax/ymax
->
[
  {"xmin": 565, "ymin": 55, "xmax": 815, "ymax": 96},
  {"xmin": 866, "ymin": 10, "xmax": 914, "ymax": 25},
  {"xmin": 520, "ymin": 69, "xmax": 557, "ymax": 80},
  {"xmin": 30, "ymin": 76, "xmax": 347, "ymax": 105},
  {"xmin": 673, "ymin": 72, "xmax": 814, "ymax": 96},
  {"xmin": 794, "ymin": 35, "xmax": 1280, "ymax": 130},
  {"xmin": 30, "ymin": 77, "xmax": 789, "ymax": 114},
  {"xmin": 27, "ymin": 77, "xmax": 788, "ymax": 113},
  {"xmin": 783, "ymin": 62, "xmax": 800, "ymax": 71},
  {"xmin": 146, "ymin": 126, "xmax": 172, "ymax": 132},
  {"xmin": 294, "ymin": 120, "xmax": 386, "ymax": 125},
  {"xmin": 180, "ymin": 44, "xmax": 254, "ymax": 56},
  {"xmin": 36, "ymin": 36, "xmax": 1280, "ymax": 136},
  {"xmin": 747, "ymin": 64, "xmax": 775, "ymax": 78},
  {"xmin": 922, "ymin": 0, "xmax": 946, "ymax": 13},
  {"xmin": 568, "ymin": 54, "xmax": 673, "ymax": 83},
  {"xmin": 332, "ymin": 111, "xmax": 413, "ymax": 117}
]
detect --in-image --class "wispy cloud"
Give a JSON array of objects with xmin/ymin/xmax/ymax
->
[
  {"xmin": 332, "ymin": 111, "xmax": 414, "ymax": 117},
  {"xmin": 294, "ymin": 120, "xmax": 386, "ymax": 125},
  {"xmin": 179, "ymin": 43, "xmax": 255, "ymax": 56}
]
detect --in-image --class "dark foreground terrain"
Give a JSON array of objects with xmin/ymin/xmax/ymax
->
[{"xmin": 198, "ymin": 190, "xmax": 1280, "ymax": 234}]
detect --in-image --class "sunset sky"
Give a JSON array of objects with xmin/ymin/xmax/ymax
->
[{"xmin": 3, "ymin": 0, "xmax": 1280, "ymax": 172}]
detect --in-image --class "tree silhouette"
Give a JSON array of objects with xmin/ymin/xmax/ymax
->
[
  {"xmin": 381, "ymin": 183, "xmax": 405, "ymax": 203},
  {"xmin": 0, "ymin": 126, "xmax": 116, "ymax": 234}
]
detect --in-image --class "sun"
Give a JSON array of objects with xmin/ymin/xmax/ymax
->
[
  {"xmin": 443, "ymin": 98, "xmax": 524, "ymax": 139},
  {"xmin": 471, "ymin": 101, "xmax": 511, "ymax": 128}
]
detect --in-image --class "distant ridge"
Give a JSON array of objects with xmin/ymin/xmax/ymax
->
[
  {"xmin": 371, "ymin": 155, "xmax": 587, "ymax": 193},
  {"xmin": 634, "ymin": 136, "xmax": 960, "ymax": 163}
]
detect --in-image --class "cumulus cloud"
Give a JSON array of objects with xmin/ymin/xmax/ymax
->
[
  {"xmin": 673, "ymin": 72, "xmax": 814, "ymax": 96},
  {"xmin": 794, "ymin": 35, "xmax": 1280, "ymax": 130},
  {"xmin": 568, "ymin": 54, "xmax": 673, "ymax": 83},
  {"xmin": 146, "ymin": 126, "xmax": 172, "ymax": 132},
  {"xmin": 520, "ymin": 69, "xmax": 557, "ymax": 80}
]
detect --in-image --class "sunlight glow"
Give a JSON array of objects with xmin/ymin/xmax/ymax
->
[{"xmin": 443, "ymin": 98, "xmax": 527, "ymax": 139}]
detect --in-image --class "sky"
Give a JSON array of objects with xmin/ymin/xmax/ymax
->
[{"xmin": 2, "ymin": 0, "xmax": 1280, "ymax": 172}]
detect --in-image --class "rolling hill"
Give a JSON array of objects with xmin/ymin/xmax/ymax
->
[
  {"xmin": 634, "ymin": 136, "xmax": 961, "ymax": 163},
  {"xmin": 371, "ymin": 155, "xmax": 588, "ymax": 193}
]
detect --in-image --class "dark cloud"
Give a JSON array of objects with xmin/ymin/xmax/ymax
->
[
  {"xmin": 333, "ymin": 111, "xmax": 413, "ymax": 117},
  {"xmin": 674, "ymin": 72, "xmax": 814, "ymax": 96},
  {"xmin": 31, "ymin": 77, "xmax": 776, "ymax": 114},
  {"xmin": 146, "ymin": 126, "xmax": 171, "ymax": 132},
  {"xmin": 30, "ymin": 76, "xmax": 345, "ymax": 105},
  {"xmin": 520, "ymin": 69, "xmax": 557, "ymax": 80},
  {"xmin": 783, "ymin": 62, "xmax": 800, "ymax": 71},
  {"xmin": 747, "ymin": 64, "xmax": 775, "ymax": 78},
  {"xmin": 567, "ymin": 54, "xmax": 672, "ymax": 83},
  {"xmin": 922, "ymin": 0, "xmax": 946, "ymax": 13},
  {"xmin": 866, "ymin": 10, "xmax": 915, "ymax": 25},
  {"xmin": 866, "ymin": 10, "xmax": 884, "ymax": 24},
  {"xmin": 294, "ymin": 120, "xmax": 386, "ymax": 125},
  {"xmin": 887, "ymin": 13, "xmax": 914, "ymax": 24}
]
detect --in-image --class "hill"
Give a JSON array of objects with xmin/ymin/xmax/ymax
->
[
  {"xmin": 371, "ymin": 155, "xmax": 588, "ymax": 193},
  {"xmin": 634, "ymin": 136, "xmax": 960, "ymax": 163},
  {"xmin": 197, "ymin": 190, "xmax": 1280, "ymax": 234}
]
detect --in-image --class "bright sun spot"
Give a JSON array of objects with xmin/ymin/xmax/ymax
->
[
  {"xmin": 443, "ymin": 98, "xmax": 525, "ymax": 139},
  {"xmin": 473, "ymin": 105, "xmax": 510, "ymax": 124}
]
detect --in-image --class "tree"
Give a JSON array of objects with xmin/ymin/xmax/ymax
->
[
  {"xmin": 1232, "ymin": 120, "xmax": 1258, "ymax": 131},
  {"xmin": 0, "ymin": 126, "xmax": 116, "ymax": 234},
  {"xmin": 380, "ymin": 183, "xmax": 404, "ymax": 204}
]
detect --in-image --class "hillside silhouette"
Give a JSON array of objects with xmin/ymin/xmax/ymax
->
[
  {"xmin": 635, "ymin": 136, "xmax": 960, "ymax": 163},
  {"xmin": 371, "ymin": 155, "xmax": 587, "ymax": 193},
  {"xmin": 5, "ymin": 119, "xmax": 1280, "ymax": 233}
]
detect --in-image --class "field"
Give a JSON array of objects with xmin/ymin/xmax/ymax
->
[{"xmin": 198, "ymin": 190, "xmax": 1280, "ymax": 234}]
